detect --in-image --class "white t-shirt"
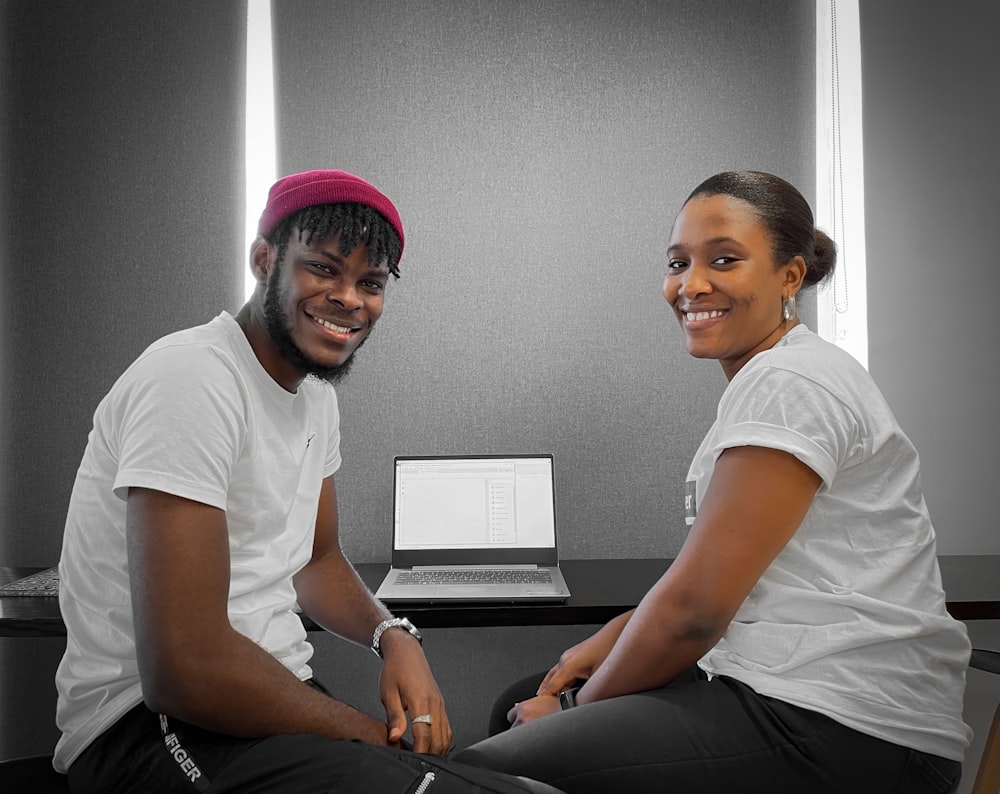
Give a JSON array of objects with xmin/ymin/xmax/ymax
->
[
  {"xmin": 54, "ymin": 312, "xmax": 342, "ymax": 772},
  {"xmin": 690, "ymin": 325, "xmax": 971, "ymax": 761}
]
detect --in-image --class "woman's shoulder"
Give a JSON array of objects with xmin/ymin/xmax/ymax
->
[
  {"xmin": 733, "ymin": 325, "xmax": 898, "ymax": 433},
  {"xmin": 747, "ymin": 325, "xmax": 871, "ymax": 392}
]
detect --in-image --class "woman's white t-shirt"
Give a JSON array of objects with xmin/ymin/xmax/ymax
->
[{"xmin": 690, "ymin": 325, "xmax": 971, "ymax": 761}]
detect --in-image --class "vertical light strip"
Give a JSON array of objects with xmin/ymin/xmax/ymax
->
[
  {"xmin": 815, "ymin": 0, "xmax": 868, "ymax": 368},
  {"xmin": 245, "ymin": 0, "xmax": 276, "ymax": 301}
]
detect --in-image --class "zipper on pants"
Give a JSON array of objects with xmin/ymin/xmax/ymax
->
[{"xmin": 413, "ymin": 770, "xmax": 436, "ymax": 793}]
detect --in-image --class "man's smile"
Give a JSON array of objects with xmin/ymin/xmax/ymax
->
[{"xmin": 310, "ymin": 313, "xmax": 360, "ymax": 339}]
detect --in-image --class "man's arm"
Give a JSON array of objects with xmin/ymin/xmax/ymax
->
[
  {"xmin": 127, "ymin": 486, "xmax": 389, "ymax": 745},
  {"xmin": 293, "ymin": 476, "xmax": 452, "ymax": 755}
]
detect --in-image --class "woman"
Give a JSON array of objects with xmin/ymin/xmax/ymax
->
[{"xmin": 453, "ymin": 171, "xmax": 971, "ymax": 793}]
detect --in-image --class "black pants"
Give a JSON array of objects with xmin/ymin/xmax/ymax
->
[
  {"xmin": 68, "ymin": 680, "xmax": 563, "ymax": 794},
  {"xmin": 452, "ymin": 668, "xmax": 962, "ymax": 794}
]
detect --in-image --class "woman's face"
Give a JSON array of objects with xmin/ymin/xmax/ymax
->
[{"xmin": 663, "ymin": 193, "xmax": 804, "ymax": 380}]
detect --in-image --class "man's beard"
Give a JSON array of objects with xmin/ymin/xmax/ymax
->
[{"xmin": 262, "ymin": 258, "xmax": 365, "ymax": 384}]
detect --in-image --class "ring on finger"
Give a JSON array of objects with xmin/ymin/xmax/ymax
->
[{"xmin": 413, "ymin": 714, "xmax": 433, "ymax": 725}]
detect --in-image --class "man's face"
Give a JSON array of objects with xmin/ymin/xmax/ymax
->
[{"xmin": 263, "ymin": 231, "xmax": 389, "ymax": 384}]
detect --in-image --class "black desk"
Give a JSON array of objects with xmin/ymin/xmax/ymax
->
[
  {"xmin": 351, "ymin": 559, "xmax": 671, "ymax": 629},
  {"xmin": 2, "ymin": 556, "xmax": 998, "ymax": 638}
]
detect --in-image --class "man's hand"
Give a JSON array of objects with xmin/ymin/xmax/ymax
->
[
  {"xmin": 295, "ymin": 477, "xmax": 453, "ymax": 753},
  {"xmin": 378, "ymin": 629, "xmax": 452, "ymax": 755}
]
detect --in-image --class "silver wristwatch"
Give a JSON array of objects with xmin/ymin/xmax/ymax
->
[{"xmin": 371, "ymin": 617, "xmax": 422, "ymax": 658}]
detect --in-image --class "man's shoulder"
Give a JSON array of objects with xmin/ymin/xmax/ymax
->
[
  {"xmin": 107, "ymin": 314, "xmax": 246, "ymax": 400},
  {"xmin": 141, "ymin": 312, "xmax": 235, "ymax": 356},
  {"xmin": 131, "ymin": 314, "xmax": 240, "ymax": 370}
]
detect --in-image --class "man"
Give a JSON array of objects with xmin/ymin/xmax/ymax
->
[{"xmin": 53, "ymin": 170, "xmax": 455, "ymax": 791}]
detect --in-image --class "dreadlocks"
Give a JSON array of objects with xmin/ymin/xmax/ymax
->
[{"xmin": 264, "ymin": 203, "xmax": 403, "ymax": 279}]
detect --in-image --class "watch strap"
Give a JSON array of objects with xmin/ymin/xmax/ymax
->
[
  {"xmin": 558, "ymin": 686, "xmax": 581, "ymax": 710},
  {"xmin": 371, "ymin": 617, "xmax": 421, "ymax": 658}
]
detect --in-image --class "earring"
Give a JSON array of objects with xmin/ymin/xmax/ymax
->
[{"xmin": 782, "ymin": 293, "xmax": 797, "ymax": 322}]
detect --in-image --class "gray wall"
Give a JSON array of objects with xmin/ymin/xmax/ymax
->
[
  {"xmin": 271, "ymin": 0, "xmax": 815, "ymax": 565},
  {"xmin": 861, "ymin": 0, "xmax": 1000, "ymax": 555},
  {"xmin": 0, "ymin": 0, "xmax": 246, "ymax": 565}
]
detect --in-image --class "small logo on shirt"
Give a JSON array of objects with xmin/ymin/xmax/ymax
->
[{"xmin": 685, "ymin": 480, "xmax": 697, "ymax": 526}]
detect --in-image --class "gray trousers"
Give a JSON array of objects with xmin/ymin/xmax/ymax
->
[{"xmin": 452, "ymin": 667, "xmax": 961, "ymax": 794}]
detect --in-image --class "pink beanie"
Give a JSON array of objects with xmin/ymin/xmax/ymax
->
[{"xmin": 257, "ymin": 169, "xmax": 404, "ymax": 253}]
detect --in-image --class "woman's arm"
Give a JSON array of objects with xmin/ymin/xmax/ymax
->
[
  {"xmin": 535, "ymin": 609, "xmax": 635, "ymax": 697},
  {"xmin": 576, "ymin": 444, "xmax": 821, "ymax": 705}
]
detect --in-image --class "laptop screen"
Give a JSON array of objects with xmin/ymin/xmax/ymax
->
[{"xmin": 392, "ymin": 455, "xmax": 557, "ymax": 563}]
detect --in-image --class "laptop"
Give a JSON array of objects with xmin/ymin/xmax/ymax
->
[{"xmin": 374, "ymin": 454, "xmax": 571, "ymax": 603}]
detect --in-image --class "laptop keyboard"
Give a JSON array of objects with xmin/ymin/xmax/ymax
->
[{"xmin": 397, "ymin": 569, "xmax": 553, "ymax": 586}]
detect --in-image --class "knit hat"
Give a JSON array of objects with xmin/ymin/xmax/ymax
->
[{"xmin": 257, "ymin": 169, "xmax": 404, "ymax": 254}]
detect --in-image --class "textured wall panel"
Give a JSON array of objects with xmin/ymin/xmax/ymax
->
[
  {"xmin": 272, "ymin": 0, "xmax": 815, "ymax": 562},
  {"xmin": 0, "ymin": 0, "xmax": 246, "ymax": 565},
  {"xmin": 861, "ymin": 0, "xmax": 1000, "ymax": 554}
]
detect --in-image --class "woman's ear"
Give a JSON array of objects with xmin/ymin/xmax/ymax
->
[{"xmin": 783, "ymin": 255, "xmax": 807, "ymax": 294}]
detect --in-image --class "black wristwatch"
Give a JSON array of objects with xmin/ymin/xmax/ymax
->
[
  {"xmin": 371, "ymin": 617, "xmax": 422, "ymax": 658},
  {"xmin": 558, "ymin": 686, "xmax": 581, "ymax": 710}
]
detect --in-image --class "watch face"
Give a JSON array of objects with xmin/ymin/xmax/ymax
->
[{"xmin": 401, "ymin": 618, "xmax": 422, "ymax": 641}]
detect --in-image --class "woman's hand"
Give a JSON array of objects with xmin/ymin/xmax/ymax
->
[
  {"xmin": 535, "ymin": 612, "xmax": 632, "ymax": 697},
  {"xmin": 507, "ymin": 694, "xmax": 561, "ymax": 727}
]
